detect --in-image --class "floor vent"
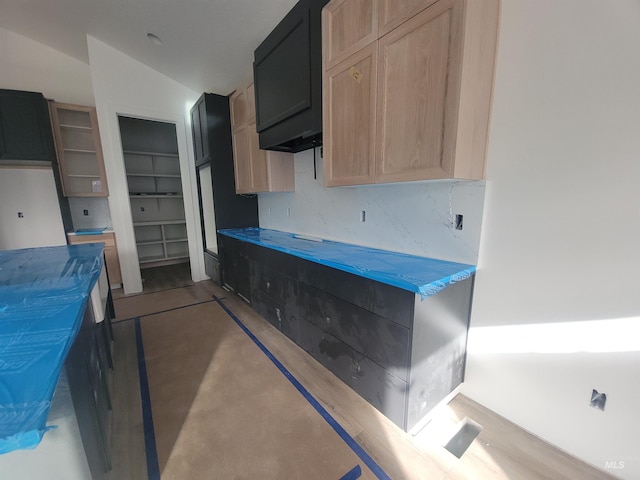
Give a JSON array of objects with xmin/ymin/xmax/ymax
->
[{"xmin": 443, "ymin": 417, "xmax": 483, "ymax": 458}]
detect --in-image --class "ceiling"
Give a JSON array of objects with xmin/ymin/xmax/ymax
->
[{"xmin": 0, "ymin": 0, "xmax": 299, "ymax": 96}]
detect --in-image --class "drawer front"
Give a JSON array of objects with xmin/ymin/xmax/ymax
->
[
  {"xmin": 298, "ymin": 318, "xmax": 407, "ymax": 429},
  {"xmin": 251, "ymin": 289, "xmax": 299, "ymax": 343},
  {"xmin": 68, "ymin": 232, "xmax": 115, "ymax": 247},
  {"xmin": 297, "ymin": 257, "xmax": 414, "ymax": 327},
  {"xmin": 247, "ymin": 242, "xmax": 299, "ymax": 279},
  {"xmin": 250, "ymin": 261, "xmax": 297, "ymax": 306},
  {"xmin": 298, "ymin": 282, "xmax": 410, "ymax": 380}
]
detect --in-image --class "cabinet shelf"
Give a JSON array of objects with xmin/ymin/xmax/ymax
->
[
  {"xmin": 133, "ymin": 219, "xmax": 186, "ymax": 227},
  {"xmin": 59, "ymin": 124, "xmax": 92, "ymax": 131},
  {"xmin": 126, "ymin": 173, "xmax": 181, "ymax": 178},
  {"xmin": 139, "ymin": 254, "xmax": 189, "ymax": 264},
  {"xmin": 123, "ymin": 150, "xmax": 178, "ymax": 158},
  {"xmin": 135, "ymin": 237, "xmax": 187, "ymax": 246},
  {"xmin": 63, "ymin": 148, "xmax": 97, "ymax": 154},
  {"xmin": 129, "ymin": 193, "xmax": 183, "ymax": 198}
]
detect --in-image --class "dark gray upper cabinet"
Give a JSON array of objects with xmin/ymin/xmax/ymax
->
[{"xmin": 0, "ymin": 89, "xmax": 55, "ymax": 163}]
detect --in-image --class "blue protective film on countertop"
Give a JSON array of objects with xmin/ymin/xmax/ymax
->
[
  {"xmin": 218, "ymin": 228, "xmax": 476, "ymax": 298},
  {"xmin": 0, "ymin": 244, "xmax": 104, "ymax": 454}
]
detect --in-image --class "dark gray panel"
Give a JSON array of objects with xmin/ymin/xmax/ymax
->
[
  {"xmin": 250, "ymin": 261, "xmax": 298, "ymax": 306},
  {"xmin": 406, "ymin": 277, "xmax": 474, "ymax": 431},
  {"xmin": 296, "ymin": 258, "xmax": 414, "ymax": 328},
  {"xmin": 298, "ymin": 282, "xmax": 411, "ymax": 381},
  {"xmin": 204, "ymin": 251, "xmax": 221, "ymax": 285},
  {"xmin": 251, "ymin": 289, "xmax": 299, "ymax": 343},
  {"xmin": 247, "ymin": 243, "xmax": 299, "ymax": 279},
  {"xmin": 298, "ymin": 319, "xmax": 407, "ymax": 429}
]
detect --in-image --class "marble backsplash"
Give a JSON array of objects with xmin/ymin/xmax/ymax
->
[{"xmin": 257, "ymin": 148, "xmax": 486, "ymax": 265}]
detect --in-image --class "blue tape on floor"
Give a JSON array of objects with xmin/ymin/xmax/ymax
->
[
  {"xmin": 340, "ymin": 465, "xmax": 362, "ymax": 480},
  {"xmin": 135, "ymin": 317, "xmax": 161, "ymax": 480},
  {"xmin": 213, "ymin": 295, "xmax": 391, "ymax": 480}
]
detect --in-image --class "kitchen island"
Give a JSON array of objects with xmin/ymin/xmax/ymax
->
[
  {"xmin": 0, "ymin": 244, "xmax": 113, "ymax": 479},
  {"xmin": 218, "ymin": 228, "xmax": 476, "ymax": 432}
]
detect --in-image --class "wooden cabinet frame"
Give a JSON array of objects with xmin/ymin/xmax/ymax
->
[
  {"xmin": 322, "ymin": 0, "xmax": 500, "ymax": 186},
  {"xmin": 230, "ymin": 82, "xmax": 295, "ymax": 193},
  {"xmin": 50, "ymin": 102, "xmax": 109, "ymax": 196}
]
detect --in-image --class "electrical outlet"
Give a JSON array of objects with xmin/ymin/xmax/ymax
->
[
  {"xmin": 590, "ymin": 389, "xmax": 606, "ymax": 411},
  {"xmin": 360, "ymin": 210, "xmax": 366, "ymax": 223},
  {"xmin": 83, "ymin": 209, "xmax": 89, "ymax": 216},
  {"xmin": 455, "ymin": 214, "xmax": 463, "ymax": 230}
]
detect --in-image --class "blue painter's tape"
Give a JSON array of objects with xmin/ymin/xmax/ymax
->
[
  {"xmin": 340, "ymin": 465, "xmax": 362, "ymax": 480},
  {"xmin": 218, "ymin": 228, "xmax": 475, "ymax": 300},
  {"xmin": 213, "ymin": 295, "xmax": 391, "ymax": 480},
  {"xmin": 135, "ymin": 318, "xmax": 160, "ymax": 480}
]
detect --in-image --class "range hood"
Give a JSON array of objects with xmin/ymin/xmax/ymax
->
[{"xmin": 252, "ymin": 0, "xmax": 328, "ymax": 153}]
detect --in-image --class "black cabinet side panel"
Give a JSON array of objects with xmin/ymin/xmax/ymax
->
[{"xmin": 407, "ymin": 277, "xmax": 474, "ymax": 431}]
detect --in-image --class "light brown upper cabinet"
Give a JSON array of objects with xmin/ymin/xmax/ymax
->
[
  {"xmin": 323, "ymin": 0, "xmax": 378, "ymax": 69},
  {"xmin": 50, "ymin": 102, "xmax": 109, "ymax": 196},
  {"xmin": 322, "ymin": 0, "xmax": 500, "ymax": 186},
  {"xmin": 230, "ymin": 82, "xmax": 294, "ymax": 194}
]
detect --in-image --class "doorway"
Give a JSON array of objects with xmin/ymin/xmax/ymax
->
[{"xmin": 118, "ymin": 116, "xmax": 193, "ymax": 293}]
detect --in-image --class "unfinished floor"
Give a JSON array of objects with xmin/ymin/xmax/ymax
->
[{"xmin": 107, "ymin": 280, "xmax": 616, "ymax": 480}]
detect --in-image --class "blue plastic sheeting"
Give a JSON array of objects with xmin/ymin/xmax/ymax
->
[
  {"xmin": 218, "ymin": 228, "xmax": 476, "ymax": 299},
  {"xmin": 0, "ymin": 244, "xmax": 104, "ymax": 454}
]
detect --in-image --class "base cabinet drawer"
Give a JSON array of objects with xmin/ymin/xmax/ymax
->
[
  {"xmin": 298, "ymin": 319, "xmax": 407, "ymax": 428},
  {"xmin": 298, "ymin": 282, "xmax": 411, "ymax": 381},
  {"xmin": 297, "ymin": 257, "xmax": 415, "ymax": 327},
  {"xmin": 251, "ymin": 289, "xmax": 299, "ymax": 343}
]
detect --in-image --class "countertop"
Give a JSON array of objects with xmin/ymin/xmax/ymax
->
[
  {"xmin": 0, "ymin": 244, "xmax": 104, "ymax": 453},
  {"xmin": 218, "ymin": 228, "xmax": 476, "ymax": 298}
]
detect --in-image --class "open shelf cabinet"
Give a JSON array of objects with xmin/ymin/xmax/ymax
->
[{"xmin": 50, "ymin": 102, "xmax": 109, "ymax": 196}]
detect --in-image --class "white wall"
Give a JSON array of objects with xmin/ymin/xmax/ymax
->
[
  {"xmin": 0, "ymin": 27, "xmax": 94, "ymax": 106},
  {"xmin": 259, "ymin": 150, "xmax": 485, "ymax": 265},
  {"xmin": 463, "ymin": 1, "xmax": 640, "ymax": 478},
  {"xmin": 0, "ymin": 167, "xmax": 67, "ymax": 249},
  {"xmin": 86, "ymin": 36, "xmax": 204, "ymax": 294}
]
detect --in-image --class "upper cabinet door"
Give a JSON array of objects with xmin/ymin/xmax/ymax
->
[
  {"xmin": 230, "ymin": 87, "xmax": 249, "ymax": 133},
  {"xmin": 323, "ymin": 0, "xmax": 378, "ymax": 70},
  {"xmin": 190, "ymin": 97, "xmax": 205, "ymax": 164},
  {"xmin": 50, "ymin": 102, "xmax": 110, "ymax": 196},
  {"xmin": 230, "ymin": 81, "xmax": 294, "ymax": 194},
  {"xmin": 0, "ymin": 89, "xmax": 54, "ymax": 163},
  {"xmin": 376, "ymin": 0, "xmax": 462, "ymax": 183},
  {"xmin": 377, "ymin": 0, "xmax": 439, "ymax": 36},
  {"xmin": 323, "ymin": 42, "xmax": 378, "ymax": 186},
  {"xmin": 322, "ymin": 0, "xmax": 498, "ymax": 186}
]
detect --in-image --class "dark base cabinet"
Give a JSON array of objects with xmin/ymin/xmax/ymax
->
[
  {"xmin": 65, "ymin": 299, "xmax": 113, "ymax": 479},
  {"xmin": 220, "ymin": 238, "xmax": 474, "ymax": 432}
]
